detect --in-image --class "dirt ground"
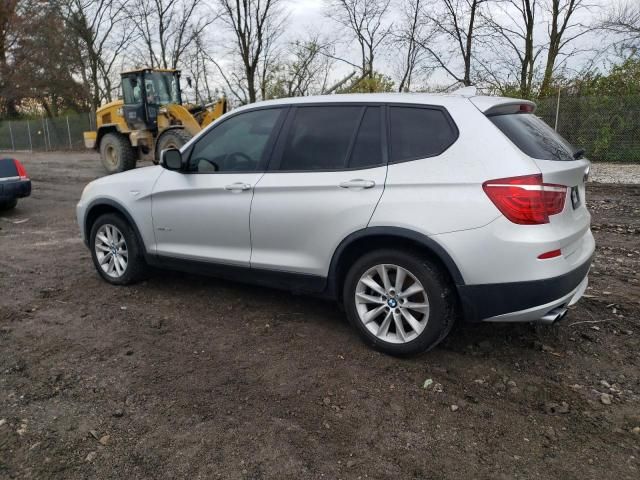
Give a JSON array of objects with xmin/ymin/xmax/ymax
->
[{"xmin": 1, "ymin": 152, "xmax": 639, "ymax": 480}]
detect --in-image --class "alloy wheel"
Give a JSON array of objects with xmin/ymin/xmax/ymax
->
[
  {"xmin": 94, "ymin": 224, "xmax": 128, "ymax": 278},
  {"xmin": 355, "ymin": 264, "xmax": 430, "ymax": 344}
]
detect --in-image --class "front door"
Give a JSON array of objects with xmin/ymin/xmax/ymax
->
[{"xmin": 151, "ymin": 107, "xmax": 285, "ymax": 266}]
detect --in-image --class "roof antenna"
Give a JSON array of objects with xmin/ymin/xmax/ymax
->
[{"xmin": 451, "ymin": 86, "xmax": 477, "ymax": 97}]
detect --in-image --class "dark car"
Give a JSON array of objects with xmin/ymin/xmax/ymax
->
[{"xmin": 0, "ymin": 158, "xmax": 31, "ymax": 210}]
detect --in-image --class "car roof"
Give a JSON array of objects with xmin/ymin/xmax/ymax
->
[{"xmin": 232, "ymin": 92, "xmax": 531, "ymax": 114}]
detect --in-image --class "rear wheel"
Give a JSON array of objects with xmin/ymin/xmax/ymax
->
[
  {"xmin": 99, "ymin": 133, "xmax": 137, "ymax": 174},
  {"xmin": 154, "ymin": 129, "xmax": 192, "ymax": 164},
  {"xmin": 343, "ymin": 249, "xmax": 456, "ymax": 356},
  {"xmin": 89, "ymin": 213, "xmax": 147, "ymax": 285}
]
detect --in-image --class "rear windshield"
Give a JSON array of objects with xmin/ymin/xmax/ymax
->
[
  {"xmin": 490, "ymin": 113, "xmax": 576, "ymax": 161},
  {"xmin": 0, "ymin": 158, "xmax": 18, "ymax": 178}
]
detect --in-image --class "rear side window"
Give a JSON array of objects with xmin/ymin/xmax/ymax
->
[
  {"xmin": 389, "ymin": 107, "xmax": 457, "ymax": 162},
  {"xmin": 349, "ymin": 107, "xmax": 383, "ymax": 169},
  {"xmin": 490, "ymin": 114, "xmax": 576, "ymax": 161},
  {"xmin": 278, "ymin": 106, "xmax": 362, "ymax": 171}
]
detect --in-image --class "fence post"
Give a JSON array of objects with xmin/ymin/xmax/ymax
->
[
  {"xmin": 45, "ymin": 117, "xmax": 52, "ymax": 151},
  {"xmin": 554, "ymin": 87, "xmax": 561, "ymax": 132},
  {"xmin": 41, "ymin": 116, "xmax": 47, "ymax": 151},
  {"xmin": 27, "ymin": 121, "xmax": 33, "ymax": 151},
  {"xmin": 66, "ymin": 116, "xmax": 73, "ymax": 149},
  {"xmin": 9, "ymin": 121, "xmax": 15, "ymax": 151}
]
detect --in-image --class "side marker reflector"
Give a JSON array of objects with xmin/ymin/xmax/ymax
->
[{"xmin": 538, "ymin": 249, "xmax": 561, "ymax": 260}]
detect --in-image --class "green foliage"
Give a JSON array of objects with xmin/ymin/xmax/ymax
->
[
  {"xmin": 527, "ymin": 57, "xmax": 640, "ymax": 163},
  {"xmin": 339, "ymin": 72, "xmax": 395, "ymax": 93}
]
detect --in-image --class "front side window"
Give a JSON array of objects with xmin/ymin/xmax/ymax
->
[
  {"xmin": 389, "ymin": 106, "xmax": 457, "ymax": 162},
  {"xmin": 188, "ymin": 108, "xmax": 283, "ymax": 173},
  {"xmin": 277, "ymin": 106, "xmax": 363, "ymax": 171},
  {"xmin": 122, "ymin": 77, "xmax": 142, "ymax": 104},
  {"xmin": 144, "ymin": 72, "xmax": 180, "ymax": 105}
]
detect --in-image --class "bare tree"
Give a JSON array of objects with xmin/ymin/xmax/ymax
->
[
  {"xmin": 268, "ymin": 35, "xmax": 336, "ymax": 98},
  {"xmin": 423, "ymin": 0, "xmax": 489, "ymax": 87},
  {"xmin": 215, "ymin": 0, "xmax": 286, "ymax": 104},
  {"xmin": 481, "ymin": 0, "xmax": 542, "ymax": 97},
  {"xmin": 0, "ymin": 0, "xmax": 20, "ymax": 116},
  {"xmin": 393, "ymin": 0, "xmax": 434, "ymax": 92},
  {"xmin": 127, "ymin": 0, "xmax": 214, "ymax": 70},
  {"xmin": 539, "ymin": 0, "xmax": 591, "ymax": 96},
  {"xmin": 326, "ymin": 0, "xmax": 393, "ymax": 79},
  {"xmin": 599, "ymin": 1, "xmax": 640, "ymax": 52},
  {"xmin": 64, "ymin": 0, "xmax": 135, "ymax": 111}
]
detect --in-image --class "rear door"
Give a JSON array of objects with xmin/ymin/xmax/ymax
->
[
  {"xmin": 249, "ymin": 104, "xmax": 387, "ymax": 277},
  {"xmin": 488, "ymin": 112, "xmax": 592, "ymax": 265}
]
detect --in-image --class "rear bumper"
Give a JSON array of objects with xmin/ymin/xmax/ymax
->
[
  {"xmin": 458, "ymin": 254, "xmax": 592, "ymax": 323},
  {"xmin": 0, "ymin": 179, "xmax": 31, "ymax": 200}
]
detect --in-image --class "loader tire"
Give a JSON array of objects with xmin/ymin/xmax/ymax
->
[
  {"xmin": 100, "ymin": 133, "xmax": 137, "ymax": 174},
  {"xmin": 154, "ymin": 129, "xmax": 192, "ymax": 165}
]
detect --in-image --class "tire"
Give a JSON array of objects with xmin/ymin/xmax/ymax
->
[
  {"xmin": 343, "ymin": 249, "xmax": 456, "ymax": 356},
  {"xmin": 0, "ymin": 198, "xmax": 18, "ymax": 211},
  {"xmin": 89, "ymin": 213, "xmax": 147, "ymax": 285},
  {"xmin": 154, "ymin": 129, "xmax": 192, "ymax": 164},
  {"xmin": 99, "ymin": 133, "xmax": 137, "ymax": 174}
]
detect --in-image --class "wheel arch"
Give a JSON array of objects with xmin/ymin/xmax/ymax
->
[
  {"xmin": 326, "ymin": 227, "xmax": 465, "ymax": 301},
  {"xmin": 96, "ymin": 124, "xmax": 126, "ymax": 150},
  {"xmin": 84, "ymin": 199, "xmax": 146, "ymax": 254}
]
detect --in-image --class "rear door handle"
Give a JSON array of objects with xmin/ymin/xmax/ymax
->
[
  {"xmin": 339, "ymin": 179, "xmax": 376, "ymax": 189},
  {"xmin": 224, "ymin": 182, "xmax": 252, "ymax": 192}
]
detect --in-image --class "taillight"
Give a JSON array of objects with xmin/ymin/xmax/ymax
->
[
  {"xmin": 13, "ymin": 159, "xmax": 28, "ymax": 180},
  {"xmin": 483, "ymin": 174, "xmax": 567, "ymax": 225}
]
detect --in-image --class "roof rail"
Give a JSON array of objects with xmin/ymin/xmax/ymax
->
[{"xmin": 451, "ymin": 86, "xmax": 477, "ymax": 97}]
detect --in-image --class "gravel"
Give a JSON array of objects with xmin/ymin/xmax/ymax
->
[{"xmin": 589, "ymin": 162, "xmax": 640, "ymax": 184}]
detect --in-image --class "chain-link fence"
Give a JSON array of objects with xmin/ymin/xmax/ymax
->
[
  {"xmin": 0, "ymin": 97, "xmax": 639, "ymax": 162},
  {"xmin": 535, "ymin": 94, "xmax": 639, "ymax": 163},
  {"xmin": 0, "ymin": 112, "xmax": 94, "ymax": 152}
]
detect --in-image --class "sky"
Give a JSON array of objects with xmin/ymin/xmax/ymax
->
[{"xmin": 274, "ymin": 0, "xmax": 620, "ymax": 90}]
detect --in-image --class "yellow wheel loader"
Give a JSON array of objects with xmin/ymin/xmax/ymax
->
[{"xmin": 84, "ymin": 68, "xmax": 228, "ymax": 174}]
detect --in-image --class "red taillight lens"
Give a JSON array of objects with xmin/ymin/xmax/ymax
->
[
  {"xmin": 483, "ymin": 174, "xmax": 567, "ymax": 225},
  {"xmin": 538, "ymin": 249, "xmax": 562, "ymax": 259},
  {"xmin": 13, "ymin": 159, "xmax": 28, "ymax": 180}
]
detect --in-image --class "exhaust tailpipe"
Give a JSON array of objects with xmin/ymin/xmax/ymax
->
[{"xmin": 539, "ymin": 307, "xmax": 568, "ymax": 325}]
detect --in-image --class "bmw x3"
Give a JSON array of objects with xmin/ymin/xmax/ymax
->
[{"xmin": 77, "ymin": 92, "xmax": 594, "ymax": 355}]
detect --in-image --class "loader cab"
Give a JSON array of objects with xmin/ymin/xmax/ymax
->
[{"xmin": 121, "ymin": 69, "xmax": 183, "ymax": 131}]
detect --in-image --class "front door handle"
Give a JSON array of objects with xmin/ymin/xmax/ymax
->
[
  {"xmin": 339, "ymin": 179, "xmax": 376, "ymax": 189},
  {"xmin": 224, "ymin": 182, "xmax": 252, "ymax": 192}
]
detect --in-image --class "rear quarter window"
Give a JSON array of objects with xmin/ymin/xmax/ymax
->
[
  {"xmin": 389, "ymin": 106, "xmax": 457, "ymax": 163},
  {"xmin": 489, "ymin": 113, "xmax": 576, "ymax": 161}
]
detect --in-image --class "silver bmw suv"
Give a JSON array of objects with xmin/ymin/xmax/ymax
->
[{"xmin": 77, "ymin": 92, "xmax": 594, "ymax": 355}]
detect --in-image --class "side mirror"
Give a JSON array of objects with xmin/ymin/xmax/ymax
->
[{"xmin": 160, "ymin": 148, "xmax": 183, "ymax": 171}]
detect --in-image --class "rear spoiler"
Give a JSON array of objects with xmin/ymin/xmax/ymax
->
[{"xmin": 469, "ymin": 97, "xmax": 536, "ymax": 116}]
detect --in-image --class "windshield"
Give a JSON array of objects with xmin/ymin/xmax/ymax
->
[
  {"xmin": 490, "ymin": 113, "xmax": 578, "ymax": 162},
  {"xmin": 143, "ymin": 72, "xmax": 181, "ymax": 105}
]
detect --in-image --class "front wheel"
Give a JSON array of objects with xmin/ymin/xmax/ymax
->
[
  {"xmin": 89, "ymin": 213, "xmax": 147, "ymax": 285},
  {"xmin": 99, "ymin": 133, "xmax": 137, "ymax": 174},
  {"xmin": 343, "ymin": 249, "xmax": 456, "ymax": 356}
]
